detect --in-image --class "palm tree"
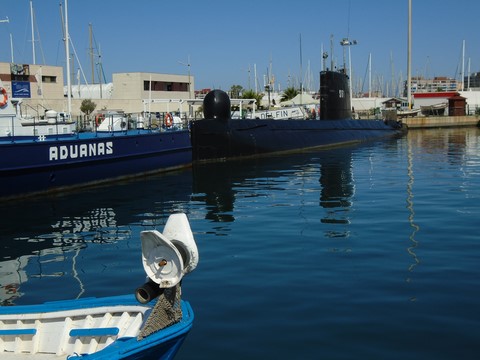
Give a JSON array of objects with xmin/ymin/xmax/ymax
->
[
  {"xmin": 281, "ymin": 87, "xmax": 298, "ymax": 102},
  {"xmin": 242, "ymin": 90, "xmax": 263, "ymax": 110}
]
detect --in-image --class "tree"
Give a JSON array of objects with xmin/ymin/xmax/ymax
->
[
  {"xmin": 242, "ymin": 90, "xmax": 263, "ymax": 110},
  {"xmin": 281, "ymin": 87, "xmax": 299, "ymax": 102},
  {"xmin": 229, "ymin": 85, "xmax": 244, "ymax": 99},
  {"xmin": 80, "ymin": 99, "xmax": 96, "ymax": 116}
]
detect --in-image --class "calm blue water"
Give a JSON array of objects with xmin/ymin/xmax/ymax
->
[{"xmin": 1, "ymin": 127, "xmax": 480, "ymax": 359}]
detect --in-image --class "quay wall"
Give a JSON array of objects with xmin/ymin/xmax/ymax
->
[{"xmin": 402, "ymin": 115, "xmax": 480, "ymax": 128}]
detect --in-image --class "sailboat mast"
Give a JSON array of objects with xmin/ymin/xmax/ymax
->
[
  {"xmin": 407, "ymin": 0, "xmax": 412, "ymax": 109},
  {"xmin": 98, "ymin": 44, "xmax": 103, "ymax": 98},
  {"xmin": 461, "ymin": 40, "xmax": 465, "ymax": 91},
  {"xmin": 368, "ymin": 53, "xmax": 372, "ymax": 98},
  {"xmin": 467, "ymin": 57, "xmax": 471, "ymax": 89},
  {"xmin": 64, "ymin": 0, "xmax": 72, "ymax": 115},
  {"xmin": 0, "ymin": 18, "xmax": 13, "ymax": 62},
  {"xmin": 299, "ymin": 33, "xmax": 303, "ymax": 93},
  {"xmin": 30, "ymin": 0, "xmax": 36, "ymax": 64},
  {"xmin": 90, "ymin": 23, "xmax": 94, "ymax": 84}
]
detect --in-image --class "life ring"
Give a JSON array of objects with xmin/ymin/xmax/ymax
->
[
  {"xmin": 0, "ymin": 87, "xmax": 8, "ymax": 108},
  {"xmin": 165, "ymin": 113, "xmax": 173, "ymax": 127},
  {"xmin": 95, "ymin": 114, "xmax": 105, "ymax": 127}
]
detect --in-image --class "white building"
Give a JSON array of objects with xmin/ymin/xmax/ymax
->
[{"xmin": 0, "ymin": 62, "xmax": 196, "ymax": 117}]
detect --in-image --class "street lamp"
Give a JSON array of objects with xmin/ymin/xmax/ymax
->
[
  {"xmin": 340, "ymin": 38, "xmax": 357, "ymax": 103},
  {"xmin": 178, "ymin": 55, "xmax": 191, "ymax": 98}
]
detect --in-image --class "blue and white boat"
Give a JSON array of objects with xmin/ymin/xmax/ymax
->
[
  {"xmin": 0, "ymin": 81, "xmax": 192, "ymax": 200},
  {"xmin": 0, "ymin": 213, "xmax": 199, "ymax": 360}
]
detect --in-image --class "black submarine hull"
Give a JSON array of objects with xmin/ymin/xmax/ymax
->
[{"xmin": 191, "ymin": 70, "xmax": 406, "ymax": 161}]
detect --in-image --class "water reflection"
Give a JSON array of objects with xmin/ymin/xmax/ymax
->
[
  {"xmin": 0, "ymin": 170, "xmax": 193, "ymax": 304},
  {"xmin": 191, "ymin": 164, "xmax": 235, "ymax": 223},
  {"xmin": 191, "ymin": 147, "xmax": 358, "ymax": 242},
  {"xmin": 406, "ymin": 137, "xmax": 420, "ymax": 289},
  {"xmin": 402, "ymin": 127, "xmax": 480, "ymax": 299},
  {"xmin": 2, "ymin": 127, "xmax": 478, "ymax": 306},
  {"xmin": 318, "ymin": 148, "xmax": 354, "ymax": 227}
]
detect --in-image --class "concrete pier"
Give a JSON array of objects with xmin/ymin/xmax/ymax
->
[{"xmin": 401, "ymin": 115, "xmax": 480, "ymax": 128}]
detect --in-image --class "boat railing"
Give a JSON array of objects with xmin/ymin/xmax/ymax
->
[
  {"xmin": 140, "ymin": 111, "xmax": 189, "ymax": 131},
  {"xmin": 1, "ymin": 110, "xmax": 192, "ymax": 143},
  {"xmin": 0, "ymin": 113, "xmax": 79, "ymax": 143},
  {"xmin": 84, "ymin": 111, "xmax": 190, "ymax": 135},
  {"xmin": 19, "ymin": 102, "xmax": 43, "ymax": 119},
  {"xmin": 0, "ymin": 114, "xmax": 17, "ymax": 141}
]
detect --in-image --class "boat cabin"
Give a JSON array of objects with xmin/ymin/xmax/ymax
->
[{"xmin": 448, "ymin": 95, "xmax": 467, "ymax": 116}]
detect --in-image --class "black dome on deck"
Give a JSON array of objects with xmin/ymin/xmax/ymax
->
[{"xmin": 203, "ymin": 90, "xmax": 231, "ymax": 120}]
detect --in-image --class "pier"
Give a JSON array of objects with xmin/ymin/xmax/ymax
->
[{"xmin": 401, "ymin": 115, "xmax": 480, "ymax": 128}]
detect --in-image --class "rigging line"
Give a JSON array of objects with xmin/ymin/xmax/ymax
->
[
  {"xmin": 59, "ymin": 2, "xmax": 84, "ymax": 86},
  {"xmin": 32, "ymin": 7, "xmax": 47, "ymax": 65},
  {"xmin": 69, "ymin": 36, "xmax": 90, "ymax": 86},
  {"xmin": 360, "ymin": 55, "xmax": 369, "ymax": 94},
  {"xmin": 454, "ymin": 41, "xmax": 464, "ymax": 81},
  {"xmin": 91, "ymin": 29, "xmax": 107, "ymax": 84}
]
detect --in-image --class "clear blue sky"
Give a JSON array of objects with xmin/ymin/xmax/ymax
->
[{"xmin": 1, "ymin": 0, "xmax": 479, "ymax": 94}]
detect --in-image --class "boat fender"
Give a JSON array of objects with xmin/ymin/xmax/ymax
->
[
  {"xmin": 165, "ymin": 112, "xmax": 173, "ymax": 127},
  {"xmin": 203, "ymin": 89, "xmax": 231, "ymax": 122},
  {"xmin": 0, "ymin": 87, "xmax": 8, "ymax": 108},
  {"xmin": 135, "ymin": 279, "xmax": 164, "ymax": 304}
]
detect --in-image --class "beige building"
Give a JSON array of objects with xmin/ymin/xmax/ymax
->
[{"xmin": 0, "ymin": 62, "xmax": 196, "ymax": 117}]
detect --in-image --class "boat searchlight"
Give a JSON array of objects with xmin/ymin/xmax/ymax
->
[{"xmin": 135, "ymin": 213, "xmax": 199, "ymax": 304}]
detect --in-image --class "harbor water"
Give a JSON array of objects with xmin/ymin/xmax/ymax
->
[{"xmin": 1, "ymin": 127, "xmax": 480, "ymax": 359}]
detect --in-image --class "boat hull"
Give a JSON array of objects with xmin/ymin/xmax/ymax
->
[
  {"xmin": 0, "ymin": 130, "xmax": 192, "ymax": 199},
  {"xmin": 0, "ymin": 294, "xmax": 193, "ymax": 360},
  {"xmin": 191, "ymin": 118, "xmax": 406, "ymax": 161},
  {"xmin": 192, "ymin": 70, "xmax": 406, "ymax": 161}
]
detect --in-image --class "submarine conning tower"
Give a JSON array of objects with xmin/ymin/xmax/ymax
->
[
  {"xmin": 203, "ymin": 89, "xmax": 231, "ymax": 122},
  {"xmin": 319, "ymin": 70, "xmax": 352, "ymax": 120}
]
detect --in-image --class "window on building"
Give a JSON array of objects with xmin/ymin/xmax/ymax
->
[
  {"xmin": 143, "ymin": 80, "xmax": 188, "ymax": 92},
  {"xmin": 11, "ymin": 74, "xmax": 29, "ymax": 82},
  {"xmin": 42, "ymin": 76, "xmax": 57, "ymax": 83}
]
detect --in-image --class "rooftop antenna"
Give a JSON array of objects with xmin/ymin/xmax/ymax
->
[{"xmin": 177, "ymin": 55, "xmax": 191, "ymax": 98}]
